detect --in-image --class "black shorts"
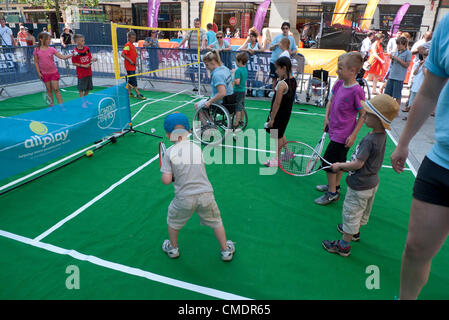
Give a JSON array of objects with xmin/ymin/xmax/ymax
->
[
  {"xmin": 322, "ymin": 140, "xmax": 349, "ymax": 172},
  {"xmin": 77, "ymin": 76, "xmax": 93, "ymax": 92},
  {"xmin": 269, "ymin": 62, "xmax": 278, "ymax": 79},
  {"xmin": 413, "ymin": 156, "xmax": 449, "ymax": 207},
  {"xmin": 127, "ymin": 70, "xmax": 138, "ymax": 88},
  {"xmin": 222, "ymin": 93, "xmax": 237, "ymax": 115}
]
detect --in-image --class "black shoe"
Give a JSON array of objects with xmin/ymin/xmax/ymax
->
[
  {"xmin": 337, "ymin": 224, "xmax": 360, "ymax": 242},
  {"xmin": 192, "ymin": 87, "xmax": 198, "ymax": 92}
]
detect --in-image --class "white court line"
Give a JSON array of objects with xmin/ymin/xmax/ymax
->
[
  {"xmin": 0, "ymin": 96, "xmax": 197, "ymax": 193},
  {"xmin": 0, "ymin": 229, "xmax": 250, "ymax": 300},
  {"xmin": 34, "ymin": 97, "xmax": 199, "ymax": 241},
  {"xmin": 245, "ymin": 106, "xmax": 325, "ymax": 117},
  {"xmin": 217, "ymin": 143, "xmax": 412, "ymax": 172},
  {"xmin": 244, "ymin": 107, "xmax": 416, "ymax": 175},
  {"xmin": 131, "ymin": 90, "xmax": 187, "ymax": 121},
  {"xmin": 134, "ymin": 97, "xmax": 201, "ymax": 129},
  {"xmin": 34, "ymin": 154, "xmax": 159, "ymax": 242},
  {"xmin": 386, "ymin": 130, "xmax": 417, "ymax": 177}
]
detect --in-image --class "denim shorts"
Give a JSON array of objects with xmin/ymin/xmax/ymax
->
[
  {"xmin": 234, "ymin": 91, "xmax": 245, "ymax": 112},
  {"xmin": 385, "ymin": 79, "xmax": 404, "ymax": 99}
]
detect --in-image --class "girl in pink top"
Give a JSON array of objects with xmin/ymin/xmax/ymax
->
[{"xmin": 33, "ymin": 32, "xmax": 72, "ymax": 106}]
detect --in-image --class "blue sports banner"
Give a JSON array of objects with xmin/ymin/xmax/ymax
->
[{"xmin": 0, "ymin": 84, "xmax": 131, "ymax": 181}]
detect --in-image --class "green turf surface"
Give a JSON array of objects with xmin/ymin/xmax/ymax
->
[{"xmin": 1, "ymin": 86, "xmax": 448, "ymax": 299}]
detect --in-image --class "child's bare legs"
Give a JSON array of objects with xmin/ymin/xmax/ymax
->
[
  {"xmin": 213, "ymin": 225, "xmax": 229, "ymax": 251},
  {"xmin": 134, "ymin": 87, "xmax": 142, "ymax": 96},
  {"xmin": 79, "ymin": 91, "xmax": 89, "ymax": 97},
  {"xmin": 168, "ymin": 226, "xmax": 179, "ymax": 248},
  {"xmin": 234, "ymin": 111, "xmax": 242, "ymax": 128},
  {"xmin": 372, "ymin": 75, "xmax": 379, "ymax": 94},
  {"xmin": 396, "ymin": 97, "xmax": 401, "ymax": 108},
  {"xmin": 327, "ymin": 171, "xmax": 343, "ymax": 193},
  {"xmin": 51, "ymin": 80, "xmax": 63, "ymax": 105},
  {"xmin": 44, "ymin": 82, "xmax": 54, "ymax": 105},
  {"xmin": 169, "ymin": 225, "xmax": 228, "ymax": 251}
]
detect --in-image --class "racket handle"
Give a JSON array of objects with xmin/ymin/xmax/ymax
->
[
  {"xmin": 324, "ymin": 125, "xmax": 329, "ymax": 133},
  {"xmin": 264, "ymin": 122, "xmax": 269, "ymax": 129}
]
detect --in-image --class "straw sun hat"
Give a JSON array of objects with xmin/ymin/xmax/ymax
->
[{"xmin": 361, "ymin": 94, "xmax": 399, "ymax": 130}]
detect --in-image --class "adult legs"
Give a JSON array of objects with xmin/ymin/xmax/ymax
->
[{"xmin": 400, "ymin": 199, "xmax": 449, "ymax": 299}]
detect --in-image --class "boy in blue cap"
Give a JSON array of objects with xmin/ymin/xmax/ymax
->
[{"xmin": 160, "ymin": 112, "xmax": 235, "ymax": 261}]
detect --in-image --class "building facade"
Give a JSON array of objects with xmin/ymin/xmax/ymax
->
[{"xmin": 0, "ymin": 0, "xmax": 446, "ymax": 39}]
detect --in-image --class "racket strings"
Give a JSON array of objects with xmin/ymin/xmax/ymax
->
[{"xmin": 280, "ymin": 143, "xmax": 316, "ymax": 175}]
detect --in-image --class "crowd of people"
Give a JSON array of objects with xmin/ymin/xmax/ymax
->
[{"xmin": 360, "ymin": 28, "xmax": 433, "ymax": 116}]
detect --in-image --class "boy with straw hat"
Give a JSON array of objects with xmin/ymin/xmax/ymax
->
[{"xmin": 322, "ymin": 94, "xmax": 399, "ymax": 257}]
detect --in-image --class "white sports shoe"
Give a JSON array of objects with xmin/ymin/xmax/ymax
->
[
  {"xmin": 162, "ymin": 240, "xmax": 179, "ymax": 258},
  {"xmin": 221, "ymin": 240, "xmax": 235, "ymax": 262}
]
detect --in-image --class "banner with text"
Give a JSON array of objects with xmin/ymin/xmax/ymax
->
[{"xmin": 0, "ymin": 84, "xmax": 131, "ymax": 181}]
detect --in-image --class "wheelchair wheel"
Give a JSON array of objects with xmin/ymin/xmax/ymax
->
[
  {"xmin": 231, "ymin": 108, "xmax": 248, "ymax": 132},
  {"xmin": 192, "ymin": 103, "xmax": 232, "ymax": 145}
]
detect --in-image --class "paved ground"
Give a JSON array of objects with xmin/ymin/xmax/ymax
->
[{"xmin": 0, "ymin": 75, "xmax": 434, "ymax": 174}]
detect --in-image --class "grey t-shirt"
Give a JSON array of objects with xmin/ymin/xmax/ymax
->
[
  {"xmin": 389, "ymin": 49, "xmax": 412, "ymax": 81},
  {"xmin": 161, "ymin": 140, "xmax": 213, "ymax": 197},
  {"xmin": 346, "ymin": 132, "xmax": 387, "ymax": 191},
  {"xmin": 186, "ymin": 28, "xmax": 206, "ymax": 49}
]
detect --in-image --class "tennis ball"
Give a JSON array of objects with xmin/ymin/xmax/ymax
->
[{"xmin": 86, "ymin": 150, "xmax": 94, "ymax": 157}]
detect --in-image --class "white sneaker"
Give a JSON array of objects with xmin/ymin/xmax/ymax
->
[
  {"xmin": 221, "ymin": 240, "xmax": 235, "ymax": 262},
  {"xmin": 162, "ymin": 240, "xmax": 179, "ymax": 258}
]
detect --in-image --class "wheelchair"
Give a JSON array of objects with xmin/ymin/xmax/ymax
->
[
  {"xmin": 305, "ymin": 69, "xmax": 331, "ymax": 108},
  {"xmin": 192, "ymin": 95, "xmax": 248, "ymax": 145},
  {"xmin": 356, "ymin": 68, "xmax": 371, "ymax": 100}
]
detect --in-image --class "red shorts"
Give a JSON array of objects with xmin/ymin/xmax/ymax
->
[{"xmin": 41, "ymin": 72, "xmax": 60, "ymax": 83}]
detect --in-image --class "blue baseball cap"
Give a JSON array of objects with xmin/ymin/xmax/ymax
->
[{"xmin": 164, "ymin": 112, "xmax": 190, "ymax": 133}]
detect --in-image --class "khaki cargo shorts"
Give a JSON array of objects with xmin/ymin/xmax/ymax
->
[
  {"xmin": 167, "ymin": 192, "xmax": 223, "ymax": 230},
  {"xmin": 342, "ymin": 185, "xmax": 378, "ymax": 235}
]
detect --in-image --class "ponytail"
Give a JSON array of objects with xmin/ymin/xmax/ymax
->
[{"xmin": 203, "ymin": 49, "xmax": 223, "ymax": 66}]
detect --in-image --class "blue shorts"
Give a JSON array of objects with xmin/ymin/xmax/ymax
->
[
  {"xmin": 127, "ymin": 70, "xmax": 138, "ymax": 88},
  {"xmin": 234, "ymin": 91, "xmax": 245, "ymax": 112},
  {"xmin": 385, "ymin": 79, "xmax": 404, "ymax": 99}
]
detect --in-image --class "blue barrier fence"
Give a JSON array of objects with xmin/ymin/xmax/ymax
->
[{"xmin": 1, "ymin": 45, "xmax": 305, "ymax": 97}]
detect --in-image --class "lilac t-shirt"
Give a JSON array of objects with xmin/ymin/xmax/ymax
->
[
  {"xmin": 329, "ymin": 80, "xmax": 365, "ymax": 144},
  {"xmin": 33, "ymin": 47, "xmax": 58, "ymax": 75}
]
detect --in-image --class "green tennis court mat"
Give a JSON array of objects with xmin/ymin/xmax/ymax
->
[{"xmin": 1, "ymin": 88, "xmax": 448, "ymax": 299}]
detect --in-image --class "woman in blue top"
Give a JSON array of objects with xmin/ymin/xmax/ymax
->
[
  {"xmin": 207, "ymin": 31, "xmax": 232, "ymax": 70},
  {"xmin": 391, "ymin": 13, "xmax": 449, "ymax": 300},
  {"xmin": 194, "ymin": 50, "xmax": 234, "ymax": 111}
]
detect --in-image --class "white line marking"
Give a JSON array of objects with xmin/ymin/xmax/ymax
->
[
  {"xmin": 217, "ymin": 143, "xmax": 411, "ymax": 171},
  {"xmin": 245, "ymin": 106, "xmax": 325, "ymax": 117},
  {"xmin": 386, "ymin": 130, "xmax": 417, "ymax": 177},
  {"xmin": 131, "ymin": 90, "xmax": 187, "ymax": 121},
  {"xmin": 34, "ymin": 154, "xmax": 159, "ymax": 242},
  {"xmin": 134, "ymin": 97, "xmax": 200, "ymax": 129},
  {"xmin": 0, "ymin": 229, "xmax": 251, "ymax": 300}
]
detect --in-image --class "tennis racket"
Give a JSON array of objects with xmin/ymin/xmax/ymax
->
[
  {"xmin": 159, "ymin": 142, "xmax": 175, "ymax": 182},
  {"xmin": 279, "ymin": 141, "xmax": 332, "ymax": 176},
  {"xmin": 306, "ymin": 126, "xmax": 328, "ymax": 174}
]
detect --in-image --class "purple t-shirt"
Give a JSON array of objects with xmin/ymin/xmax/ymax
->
[
  {"xmin": 328, "ymin": 80, "xmax": 365, "ymax": 144},
  {"xmin": 33, "ymin": 47, "xmax": 58, "ymax": 75}
]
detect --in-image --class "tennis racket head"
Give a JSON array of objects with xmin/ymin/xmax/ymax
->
[
  {"xmin": 279, "ymin": 141, "xmax": 332, "ymax": 176},
  {"xmin": 159, "ymin": 142, "xmax": 167, "ymax": 168}
]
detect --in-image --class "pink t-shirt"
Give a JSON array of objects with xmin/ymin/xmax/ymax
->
[
  {"xmin": 33, "ymin": 47, "xmax": 58, "ymax": 75},
  {"xmin": 328, "ymin": 80, "xmax": 365, "ymax": 144}
]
